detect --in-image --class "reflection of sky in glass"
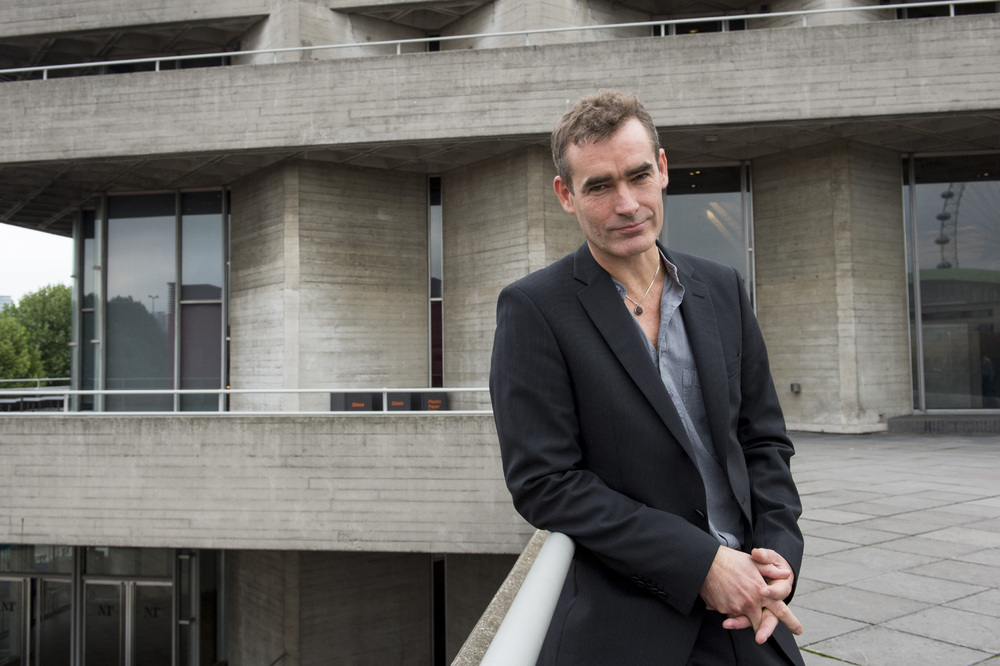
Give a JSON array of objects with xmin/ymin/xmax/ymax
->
[
  {"xmin": 914, "ymin": 180, "xmax": 1000, "ymax": 271},
  {"xmin": 663, "ymin": 190, "xmax": 745, "ymax": 277},
  {"xmin": 182, "ymin": 192, "xmax": 223, "ymax": 294},
  {"xmin": 107, "ymin": 195, "xmax": 176, "ymax": 311},
  {"xmin": 429, "ymin": 204, "xmax": 443, "ymax": 298}
]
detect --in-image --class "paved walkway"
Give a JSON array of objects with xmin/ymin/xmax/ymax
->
[{"xmin": 791, "ymin": 432, "xmax": 1000, "ymax": 666}]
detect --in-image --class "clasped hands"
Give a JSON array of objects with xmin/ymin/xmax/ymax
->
[{"xmin": 699, "ymin": 546, "xmax": 803, "ymax": 644}]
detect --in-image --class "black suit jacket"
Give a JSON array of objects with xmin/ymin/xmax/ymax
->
[{"xmin": 490, "ymin": 242, "xmax": 804, "ymax": 666}]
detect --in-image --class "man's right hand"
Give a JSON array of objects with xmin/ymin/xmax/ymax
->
[{"xmin": 699, "ymin": 546, "xmax": 803, "ymax": 644}]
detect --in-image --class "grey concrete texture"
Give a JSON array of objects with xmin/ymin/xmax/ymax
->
[
  {"xmin": 3, "ymin": 15, "xmax": 999, "ymax": 165},
  {"xmin": 0, "ymin": 413, "xmax": 533, "ymax": 553},
  {"xmin": 792, "ymin": 432, "xmax": 1000, "ymax": 665}
]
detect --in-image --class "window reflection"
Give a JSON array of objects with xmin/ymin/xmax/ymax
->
[
  {"xmin": 662, "ymin": 165, "xmax": 750, "ymax": 291},
  {"xmin": 106, "ymin": 194, "xmax": 176, "ymax": 411},
  {"xmin": 908, "ymin": 156, "xmax": 1000, "ymax": 409},
  {"xmin": 87, "ymin": 191, "xmax": 226, "ymax": 412}
]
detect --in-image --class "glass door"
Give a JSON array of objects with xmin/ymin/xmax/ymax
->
[{"xmin": 0, "ymin": 578, "xmax": 26, "ymax": 665}]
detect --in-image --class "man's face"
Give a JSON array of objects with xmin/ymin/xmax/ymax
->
[{"xmin": 554, "ymin": 118, "xmax": 668, "ymax": 266}]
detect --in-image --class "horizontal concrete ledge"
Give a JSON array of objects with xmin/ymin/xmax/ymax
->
[
  {"xmin": 787, "ymin": 423, "xmax": 890, "ymax": 434},
  {"xmin": 452, "ymin": 529, "xmax": 549, "ymax": 666},
  {"xmin": 0, "ymin": 413, "xmax": 532, "ymax": 553},
  {"xmin": 3, "ymin": 15, "xmax": 999, "ymax": 165},
  {"xmin": 888, "ymin": 413, "xmax": 1000, "ymax": 434}
]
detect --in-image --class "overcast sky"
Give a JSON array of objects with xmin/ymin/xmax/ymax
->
[{"xmin": 0, "ymin": 225, "xmax": 73, "ymax": 304}]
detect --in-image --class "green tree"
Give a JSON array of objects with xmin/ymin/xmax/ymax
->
[
  {"xmin": 9, "ymin": 284, "xmax": 72, "ymax": 380},
  {"xmin": 0, "ymin": 311, "xmax": 44, "ymax": 387}
]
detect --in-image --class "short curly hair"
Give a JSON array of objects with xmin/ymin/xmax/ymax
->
[{"xmin": 551, "ymin": 90, "xmax": 661, "ymax": 192}]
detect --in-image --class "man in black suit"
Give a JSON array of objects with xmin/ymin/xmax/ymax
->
[{"xmin": 490, "ymin": 90, "xmax": 805, "ymax": 665}]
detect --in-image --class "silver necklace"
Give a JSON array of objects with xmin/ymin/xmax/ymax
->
[{"xmin": 623, "ymin": 258, "xmax": 660, "ymax": 315}]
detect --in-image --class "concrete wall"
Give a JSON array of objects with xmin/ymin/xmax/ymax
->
[
  {"xmin": 227, "ymin": 550, "xmax": 293, "ymax": 665},
  {"xmin": 443, "ymin": 0, "xmax": 648, "ymax": 49},
  {"xmin": 225, "ymin": 548, "xmax": 516, "ymax": 666},
  {"xmin": 748, "ymin": 0, "xmax": 894, "ymax": 29},
  {"xmin": 0, "ymin": 414, "xmax": 531, "ymax": 552},
  {"xmin": 753, "ymin": 141, "xmax": 911, "ymax": 432},
  {"xmin": 229, "ymin": 163, "xmax": 294, "ymax": 410},
  {"xmin": 4, "ymin": 16, "xmax": 998, "ymax": 164},
  {"xmin": 0, "ymin": 0, "xmax": 269, "ymax": 37},
  {"xmin": 299, "ymin": 551, "xmax": 431, "ymax": 665},
  {"xmin": 230, "ymin": 160, "xmax": 428, "ymax": 411},
  {"xmin": 441, "ymin": 146, "xmax": 579, "ymax": 402},
  {"xmin": 238, "ymin": 0, "xmax": 424, "ymax": 63}
]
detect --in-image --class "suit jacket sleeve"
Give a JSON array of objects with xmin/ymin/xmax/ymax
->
[
  {"xmin": 490, "ymin": 283, "xmax": 722, "ymax": 616},
  {"xmin": 731, "ymin": 269, "xmax": 804, "ymax": 587}
]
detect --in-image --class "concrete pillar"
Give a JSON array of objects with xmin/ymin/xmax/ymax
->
[
  {"xmin": 443, "ymin": 0, "xmax": 648, "ymax": 48},
  {"xmin": 753, "ymin": 141, "xmax": 912, "ymax": 432},
  {"xmin": 299, "ymin": 551, "xmax": 432, "ymax": 665},
  {"xmin": 230, "ymin": 160, "xmax": 428, "ymax": 410},
  {"xmin": 227, "ymin": 550, "xmax": 433, "ymax": 666},
  {"xmin": 226, "ymin": 550, "xmax": 300, "ymax": 666},
  {"xmin": 748, "ymin": 0, "xmax": 894, "ymax": 28},
  {"xmin": 238, "ymin": 0, "xmax": 425, "ymax": 63},
  {"xmin": 441, "ymin": 146, "xmax": 580, "ymax": 402}
]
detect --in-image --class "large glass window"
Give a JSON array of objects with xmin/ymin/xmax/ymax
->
[
  {"xmin": 661, "ymin": 164, "xmax": 753, "ymax": 298},
  {"xmin": 76, "ymin": 191, "xmax": 226, "ymax": 412},
  {"xmin": 906, "ymin": 155, "xmax": 1000, "ymax": 410},
  {"xmin": 106, "ymin": 194, "xmax": 177, "ymax": 411}
]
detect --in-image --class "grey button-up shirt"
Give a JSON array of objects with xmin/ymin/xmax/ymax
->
[{"xmin": 614, "ymin": 253, "xmax": 744, "ymax": 549}]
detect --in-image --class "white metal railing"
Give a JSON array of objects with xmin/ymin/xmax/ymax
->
[
  {"xmin": 480, "ymin": 532, "xmax": 575, "ymax": 666},
  {"xmin": 0, "ymin": 386, "xmax": 492, "ymax": 414},
  {"xmin": 0, "ymin": 0, "xmax": 990, "ymax": 81}
]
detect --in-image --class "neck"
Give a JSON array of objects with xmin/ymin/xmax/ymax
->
[{"xmin": 589, "ymin": 242, "xmax": 662, "ymax": 289}]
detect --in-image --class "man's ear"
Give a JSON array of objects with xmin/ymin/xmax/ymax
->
[
  {"xmin": 553, "ymin": 176, "xmax": 576, "ymax": 214},
  {"xmin": 658, "ymin": 149, "xmax": 669, "ymax": 190}
]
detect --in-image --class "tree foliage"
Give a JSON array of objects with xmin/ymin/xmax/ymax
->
[
  {"xmin": 0, "ymin": 284, "xmax": 71, "ymax": 383},
  {"xmin": 0, "ymin": 311, "xmax": 44, "ymax": 386}
]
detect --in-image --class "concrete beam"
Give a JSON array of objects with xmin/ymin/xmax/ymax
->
[
  {"xmin": 0, "ymin": 0, "xmax": 270, "ymax": 38},
  {"xmin": 0, "ymin": 413, "xmax": 532, "ymax": 553},
  {"xmin": 2, "ymin": 16, "xmax": 998, "ymax": 165}
]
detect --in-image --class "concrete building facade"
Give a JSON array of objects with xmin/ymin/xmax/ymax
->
[{"xmin": 1, "ymin": 0, "xmax": 998, "ymax": 663}]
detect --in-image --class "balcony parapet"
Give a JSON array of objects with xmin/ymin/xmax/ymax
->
[
  {"xmin": 0, "ymin": 412, "xmax": 532, "ymax": 553},
  {"xmin": 2, "ymin": 10, "xmax": 998, "ymax": 167},
  {"xmin": 453, "ymin": 530, "xmax": 575, "ymax": 666}
]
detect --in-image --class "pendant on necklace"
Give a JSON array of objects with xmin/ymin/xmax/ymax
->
[{"xmin": 634, "ymin": 305, "xmax": 643, "ymax": 315}]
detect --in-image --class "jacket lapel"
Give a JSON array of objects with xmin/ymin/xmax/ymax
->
[
  {"xmin": 671, "ymin": 251, "xmax": 752, "ymax": 521},
  {"xmin": 572, "ymin": 244, "xmax": 700, "ymax": 464}
]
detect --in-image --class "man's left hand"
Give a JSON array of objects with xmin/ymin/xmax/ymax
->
[{"xmin": 721, "ymin": 548, "xmax": 801, "ymax": 643}]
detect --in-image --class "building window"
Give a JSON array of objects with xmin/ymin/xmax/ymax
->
[
  {"xmin": 429, "ymin": 177, "xmax": 444, "ymax": 388},
  {"xmin": 661, "ymin": 164, "xmax": 755, "ymax": 301},
  {"xmin": 74, "ymin": 191, "xmax": 227, "ymax": 412},
  {"xmin": 0, "ymin": 545, "xmax": 219, "ymax": 665},
  {"xmin": 905, "ymin": 154, "xmax": 1000, "ymax": 410}
]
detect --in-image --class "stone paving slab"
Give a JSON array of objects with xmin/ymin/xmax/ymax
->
[{"xmin": 791, "ymin": 432, "xmax": 1000, "ymax": 666}]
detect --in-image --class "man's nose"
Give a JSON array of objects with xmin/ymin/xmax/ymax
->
[{"xmin": 613, "ymin": 185, "xmax": 640, "ymax": 216}]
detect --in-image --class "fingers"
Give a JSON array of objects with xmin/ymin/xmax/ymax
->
[
  {"xmin": 755, "ymin": 608, "xmax": 780, "ymax": 644},
  {"xmin": 751, "ymin": 548, "xmax": 793, "ymax": 581},
  {"xmin": 722, "ymin": 615, "xmax": 752, "ymax": 631},
  {"xmin": 762, "ymin": 599, "xmax": 803, "ymax": 637}
]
